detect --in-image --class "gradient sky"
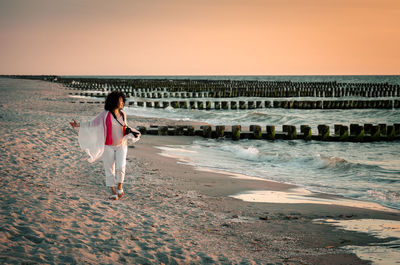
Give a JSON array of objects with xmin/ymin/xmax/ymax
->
[{"xmin": 0, "ymin": 0, "xmax": 399, "ymax": 75}]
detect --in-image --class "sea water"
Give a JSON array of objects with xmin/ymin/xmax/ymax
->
[
  {"xmin": 127, "ymin": 104, "xmax": 400, "ymax": 132},
  {"xmin": 121, "ymin": 75, "xmax": 400, "ymax": 211},
  {"xmin": 154, "ymin": 139, "xmax": 400, "ymax": 210}
]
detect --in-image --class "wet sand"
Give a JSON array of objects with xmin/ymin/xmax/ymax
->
[{"xmin": 0, "ymin": 78, "xmax": 399, "ymax": 264}]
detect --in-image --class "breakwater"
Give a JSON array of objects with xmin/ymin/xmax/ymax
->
[
  {"xmin": 59, "ymin": 77, "xmax": 400, "ymax": 98},
  {"xmin": 132, "ymin": 124, "xmax": 400, "ymax": 142},
  {"xmin": 0, "ymin": 75, "xmax": 58, "ymax": 82},
  {"xmin": 72, "ymin": 98, "xmax": 399, "ymax": 110}
]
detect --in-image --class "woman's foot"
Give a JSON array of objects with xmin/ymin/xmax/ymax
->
[
  {"xmin": 117, "ymin": 189, "xmax": 124, "ymax": 198},
  {"xmin": 117, "ymin": 183, "xmax": 124, "ymax": 198},
  {"xmin": 109, "ymin": 187, "xmax": 118, "ymax": 200},
  {"xmin": 109, "ymin": 194, "xmax": 118, "ymax": 200}
]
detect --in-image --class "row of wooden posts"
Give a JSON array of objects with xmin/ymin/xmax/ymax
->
[
  {"xmin": 1, "ymin": 75, "xmax": 58, "ymax": 81},
  {"xmin": 62, "ymin": 78, "xmax": 400, "ymax": 98},
  {"xmin": 131, "ymin": 100, "xmax": 399, "ymax": 110},
  {"xmin": 135, "ymin": 124, "xmax": 400, "ymax": 142},
  {"xmin": 68, "ymin": 89, "xmax": 400, "ymax": 99},
  {"xmin": 76, "ymin": 98, "xmax": 400, "ymax": 109}
]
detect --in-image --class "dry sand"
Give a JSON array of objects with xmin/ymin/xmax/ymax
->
[{"xmin": 0, "ymin": 78, "xmax": 399, "ymax": 264}]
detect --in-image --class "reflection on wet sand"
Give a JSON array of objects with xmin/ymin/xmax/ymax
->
[
  {"xmin": 313, "ymin": 219, "xmax": 400, "ymax": 265},
  {"xmin": 230, "ymin": 188, "xmax": 397, "ymax": 213}
]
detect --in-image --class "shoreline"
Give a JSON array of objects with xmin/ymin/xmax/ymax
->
[
  {"xmin": 150, "ymin": 136, "xmax": 398, "ymax": 214},
  {"xmin": 0, "ymin": 78, "xmax": 399, "ymax": 264},
  {"xmin": 136, "ymin": 135, "xmax": 399, "ymax": 217}
]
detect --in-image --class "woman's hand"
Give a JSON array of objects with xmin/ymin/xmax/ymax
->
[
  {"xmin": 70, "ymin": 119, "xmax": 80, "ymax": 128},
  {"xmin": 134, "ymin": 129, "xmax": 141, "ymax": 137}
]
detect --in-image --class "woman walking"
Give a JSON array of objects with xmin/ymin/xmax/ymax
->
[{"xmin": 70, "ymin": 91, "xmax": 141, "ymax": 200}]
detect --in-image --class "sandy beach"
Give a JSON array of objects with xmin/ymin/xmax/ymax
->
[{"xmin": 1, "ymin": 78, "xmax": 399, "ymax": 264}]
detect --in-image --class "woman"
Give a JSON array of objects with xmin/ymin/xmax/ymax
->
[{"xmin": 70, "ymin": 91, "xmax": 141, "ymax": 200}]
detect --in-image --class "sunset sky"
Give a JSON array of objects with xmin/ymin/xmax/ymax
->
[{"xmin": 1, "ymin": 0, "xmax": 399, "ymax": 75}]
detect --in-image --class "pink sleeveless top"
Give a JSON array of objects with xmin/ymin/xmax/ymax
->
[{"xmin": 105, "ymin": 112, "xmax": 124, "ymax": 145}]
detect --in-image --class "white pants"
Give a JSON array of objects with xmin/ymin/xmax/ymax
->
[{"xmin": 103, "ymin": 144, "xmax": 128, "ymax": 187}]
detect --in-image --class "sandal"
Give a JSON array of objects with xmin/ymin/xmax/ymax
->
[
  {"xmin": 117, "ymin": 189, "xmax": 125, "ymax": 198},
  {"xmin": 109, "ymin": 194, "xmax": 118, "ymax": 200}
]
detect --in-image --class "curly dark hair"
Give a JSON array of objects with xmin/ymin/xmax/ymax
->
[{"xmin": 104, "ymin": 91, "xmax": 126, "ymax": 111}]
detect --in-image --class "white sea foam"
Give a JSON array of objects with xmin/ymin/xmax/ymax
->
[
  {"xmin": 220, "ymin": 145, "xmax": 260, "ymax": 161},
  {"xmin": 317, "ymin": 154, "xmax": 348, "ymax": 168}
]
